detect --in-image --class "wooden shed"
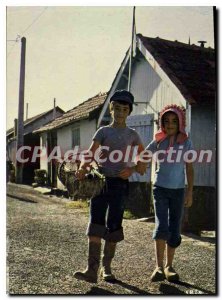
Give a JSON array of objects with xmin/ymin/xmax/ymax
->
[{"xmin": 98, "ymin": 34, "xmax": 216, "ymax": 230}]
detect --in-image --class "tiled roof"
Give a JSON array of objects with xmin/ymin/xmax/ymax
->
[
  {"xmin": 138, "ymin": 34, "xmax": 215, "ymax": 105},
  {"xmin": 6, "ymin": 106, "xmax": 64, "ymax": 136},
  {"xmin": 34, "ymin": 92, "xmax": 107, "ymax": 133}
]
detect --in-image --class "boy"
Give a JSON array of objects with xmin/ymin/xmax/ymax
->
[{"xmin": 74, "ymin": 90, "xmax": 146, "ymax": 283}]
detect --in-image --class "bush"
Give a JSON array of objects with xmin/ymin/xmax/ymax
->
[
  {"xmin": 66, "ymin": 200, "xmax": 89, "ymax": 210},
  {"xmin": 123, "ymin": 209, "xmax": 136, "ymax": 220}
]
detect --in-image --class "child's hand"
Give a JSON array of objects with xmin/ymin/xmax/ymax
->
[
  {"xmin": 136, "ymin": 161, "xmax": 147, "ymax": 175},
  {"xmin": 184, "ymin": 189, "xmax": 193, "ymax": 207},
  {"xmin": 118, "ymin": 167, "xmax": 135, "ymax": 179}
]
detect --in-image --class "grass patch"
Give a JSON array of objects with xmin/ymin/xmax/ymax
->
[
  {"xmin": 123, "ymin": 209, "xmax": 136, "ymax": 220},
  {"xmin": 66, "ymin": 200, "xmax": 89, "ymax": 210}
]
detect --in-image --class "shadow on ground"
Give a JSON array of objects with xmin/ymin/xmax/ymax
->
[
  {"xmin": 113, "ymin": 279, "xmax": 151, "ymax": 295},
  {"xmin": 86, "ymin": 280, "xmax": 151, "ymax": 295},
  {"xmin": 183, "ymin": 233, "xmax": 216, "ymax": 244},
  {"xmin": 176, "ymin": 281, "xmax": 216, "ymax": 295},
  {"xmin": 7, "ymin": 194, "xmax": 37, "ymax": 204},
  {"xmin": 86, "ymin": 287, "xmax": 116, "ymax": 295},
  {"xmin": 159, "ymin": 283, "xmax": 186, "ymax": 295},
  {"xmin": 159, "ymin": 281, "xmax": 215, "ymax": 295}
]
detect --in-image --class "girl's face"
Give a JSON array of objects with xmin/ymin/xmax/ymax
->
[
  {"xmin": 163, "ymin": 112, "xmax": 179, "ymax": 136},
  {"xmin": 110, "ymin": 101, "xmax": 130, "ymax": 126}
]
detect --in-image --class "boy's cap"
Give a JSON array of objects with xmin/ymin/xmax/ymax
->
[{"xmin": 110, "ymin": 90, "xmax": 134, "ymax": 106}]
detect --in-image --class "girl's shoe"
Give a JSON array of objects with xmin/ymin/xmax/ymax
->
[
  {"xmin": 164, "ymin": 266, "xmax": 179, "ymax": 282},
  {"xmin": 150, "ymin": 267, "xmax": 165, "ymax": 282}
]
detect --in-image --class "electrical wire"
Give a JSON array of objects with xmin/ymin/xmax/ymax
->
[
  {"xmin": 20, "ymin": 7, "xmax": 48, "ymax": 35},
  {"xmin": 7, "ymin": 34, "xmax": 21, "ymax": 58},
  {"xmin": 7, "ymin": 7, "xmax": 48, "ymax": 58}
]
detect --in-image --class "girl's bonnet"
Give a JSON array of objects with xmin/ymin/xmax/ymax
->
[{"xmin": 155, "ymin": 104, "xmax": 188, "ymax": 145}]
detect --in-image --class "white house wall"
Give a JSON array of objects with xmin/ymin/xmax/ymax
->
[
  {"xmin": 80, "ymin": 119, "xmax": 97, "ymax": 150},
  {"xmin": 56, "ymin": 125, "xmax": 78, "ymax": 190},
  {"xmin": 56, "ymin": 119, "xmax": 97, "ymax": 189},
  {"xmin": 118, "ymin": 55, "xmax": 187, "ymax": 138},
  {"xmin": 40, "ymin": 132, "xmax": 48, "ymax": 171},
  {"xmin": 7, "ymin": 139, "xmax": 17, "ymax": 165},
  {"xmin": 125, "ymin": 58, "xmax": 215, "ymax": 187},
  {"xmin": 57, "ymin": 126, "xmax": 73, "ymax": 156},
  {"xmin": 116, "ymin": 54, "xmax": 195, "ymax": 186},
  {"xmin": 56, "ymin": 119, "xmax": 97, "ymax": 155},
  {"xmin": 130, "ymin": 56, "xmax": 186, "ymax": 121}
]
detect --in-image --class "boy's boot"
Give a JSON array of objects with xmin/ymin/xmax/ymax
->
[
  {"xmin": 101, "ymin": 241, "xmax": 116, "ymax": 281},
  {"xmin": 74, "ymin": 241, "xmax": 101, "ymax": 283}
]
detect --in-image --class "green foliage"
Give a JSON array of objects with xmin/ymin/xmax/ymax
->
[
  {"xmin": 66, "ymin": 200, "xmax": 89, "ymax": 210},
  {"xmin": 123, "ymin": 209, "xmax": 136, "ymax": 220}
]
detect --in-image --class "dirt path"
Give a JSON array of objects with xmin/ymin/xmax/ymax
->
[{"xmin": 7, "ymin": 196, "xmax": 216, "ymax": 295}]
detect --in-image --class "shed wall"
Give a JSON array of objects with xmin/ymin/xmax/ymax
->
[{"xmin": 191, "ymin": 105, "xmax": 216, "ymax": 187}]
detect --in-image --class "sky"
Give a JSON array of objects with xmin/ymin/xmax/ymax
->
[{"xmin": 5, "ymin": 4, "xmax": 215, "ymax": 130}]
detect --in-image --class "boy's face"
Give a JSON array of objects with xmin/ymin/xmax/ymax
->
[
  {"xmin": 110, "ymin": 101, "xmax": 130, "ymax": 125},
  {"xmin": 163, "ymin": 112, "xmax": 179, "ymax": 136}
]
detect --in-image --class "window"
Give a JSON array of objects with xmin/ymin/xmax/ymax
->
[{"xmin": 72, "ymin": 126, "xmax": 80, "ymax": 148}]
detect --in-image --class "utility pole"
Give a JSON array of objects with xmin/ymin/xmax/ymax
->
[
  {"xmin": 128, "ymin": 6, "xmax": 136, "ymax": 92},
  {"xmin": 26, "ymin": 103, "xmax": 29, "ymax": 120},
  {"xmin": 15, "ymin": 37, "xmax": 26, "ymax": 184}
]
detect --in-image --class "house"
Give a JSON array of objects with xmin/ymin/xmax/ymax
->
[
  {"xmin": 34, "ymin": 92, "xmax": 107, "ymax": 189},
  {"xmin": 7, "ymin": 106, "xmax": 64, "ymax": 184},
  {"xmin": 98, "ymin": 34, "xmax": 216, "ymax": 231}
]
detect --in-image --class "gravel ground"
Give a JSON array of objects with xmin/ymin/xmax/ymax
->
[{"xmin": 7, "ymin": 192, "xmax": 216, "ymax": 295}]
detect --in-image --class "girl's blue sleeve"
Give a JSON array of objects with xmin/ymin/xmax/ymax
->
[{"xmin": 145, "ymin": 140, "xmax": 157, "ymax": 153}]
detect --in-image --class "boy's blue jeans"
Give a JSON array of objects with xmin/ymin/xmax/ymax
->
[
  {"xmin": 86, "ymin": 177, "xmax": 129, "ymax": 243},
  {"xmin": 152, "ymin": 186, "xmax": 185, "ymax": 248}
]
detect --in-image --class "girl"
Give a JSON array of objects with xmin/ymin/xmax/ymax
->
[{"xmin": 146, "ymin": 104, "xmax": 194, "ymax": 282}]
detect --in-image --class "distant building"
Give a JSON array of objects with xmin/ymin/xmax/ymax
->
[
  {"xmin": 34, "ymin": 92, "xmax": 107, "ymax": 188},
  {"xmin": 7, "ymin": 106, "xmax": 64, "ymax": 184}
]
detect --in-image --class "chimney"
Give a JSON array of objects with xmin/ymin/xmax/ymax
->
[
  {"xmin": 53, "ymin": 98, "xmax": 56, "ymax": 119},
  {"xmin": 198, "ymin": 40, "xmax": 207, "ymax": 48}
]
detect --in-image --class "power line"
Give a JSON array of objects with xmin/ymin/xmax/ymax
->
[
  {"xmin": 20, "ymin": 7, "xmax": 48, "ymax": 35},
  {"xmin": 7, "ymin": 7, "xmax": 48, "ymax": 58},
  {"xmin": 7, "ymin": 35, "xmax": 21, "ymax": 58},
  {"xmin": 7, "ymin": 34, "xmax": 21, "ymax": 43}
]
